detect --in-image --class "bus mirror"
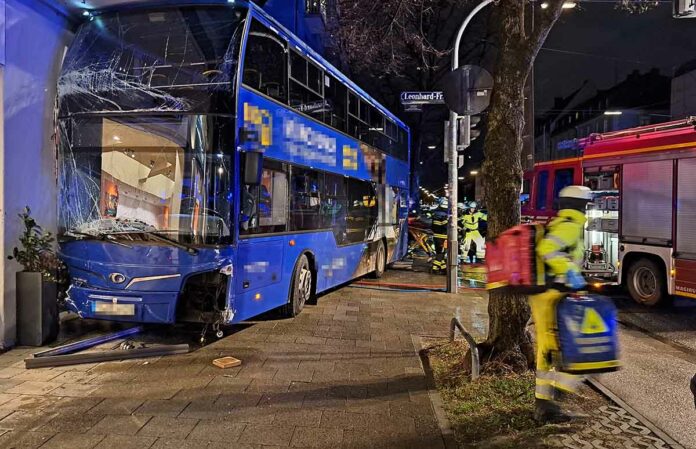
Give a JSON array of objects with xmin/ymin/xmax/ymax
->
[{"xmin": 243, "ymin": 151, "xmax": 263, "ymax": 185}]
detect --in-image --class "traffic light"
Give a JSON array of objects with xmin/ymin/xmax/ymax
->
[{"xmin": 457, "ymin": 115, "xmax": 481, "ymax": 151}]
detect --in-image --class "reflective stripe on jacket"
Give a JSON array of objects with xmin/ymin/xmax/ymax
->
[
  {"xmin": 460, "ymin": 211, "xmax": 487, "ymax": 231},
  {"xmin": 536, "ymin": 208, "xmax": 586, "ymax": 277}
]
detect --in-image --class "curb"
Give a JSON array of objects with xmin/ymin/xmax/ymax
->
[
  {"xmin": 412, "ymin": 335, "xmax": 459, "ymax": 449},
  {"xmin": 586, "ymin": 377, "xmax": 685, "ymax": 449}
]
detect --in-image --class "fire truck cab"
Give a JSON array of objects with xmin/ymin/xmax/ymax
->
[{"xmin": 524, "ymin": 118, "xmax": 696, "ymax": 306}]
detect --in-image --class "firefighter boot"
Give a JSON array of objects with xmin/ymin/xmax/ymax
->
[{"xmin": 534, "ymin": 399, "xmax": 573, "ymax": 424}]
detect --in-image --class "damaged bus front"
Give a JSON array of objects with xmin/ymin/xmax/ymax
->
[{"xmin": 57, "ymin": 5, "xmax": 246, "ymax": 327}]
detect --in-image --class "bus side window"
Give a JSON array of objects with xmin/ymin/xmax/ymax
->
[
  {"xmin": 290, "ymin": 167, "xmax": 322, "ymax": 231},
  {"xmin": 289, "ymin": 50, "xmax": 324, "ymax": 122},
  {"xmin": 323, "ymin": 75, "xmax": 347, "ymax": 132},
  {"xmin": 322, "ymin": 173, "xmax": 348, "ymax": 244},
  {"xmin": 243, "ymin": 19, "xmax": 288, "ymax": 103},
  {"xmin": 346, "ymin": 179, "xmax": 377, "ymax": 243},
  {"xmin": 241, "ymin": 160, "xmax": 288, "ymax": 235},
  {"xmin": 536, "ymin": 170, "xmax": 549, "ymax": 211},
  {"xmin": 552, "ymin": 168, "xmax": 574, "ymax": 210}
]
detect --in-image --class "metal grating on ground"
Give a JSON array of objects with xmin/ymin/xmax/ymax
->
[{"xmin": 549, "ymin": 406, "xmax": 672, "ymax": 449}]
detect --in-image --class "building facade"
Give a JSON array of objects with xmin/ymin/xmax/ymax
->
[
  {"xmin": 535, "ymin": 69, "xmax": 671, "ymax": 162},
  {"xmin": 671, "ymin": 60, "xmax": 696, "ymax": 119}
]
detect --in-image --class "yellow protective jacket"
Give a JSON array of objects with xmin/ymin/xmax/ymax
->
[
  {"xmin": 461, "ymin": 211, "xmax": 487, "ymax": 231},
  {"xmin": 537, "ymin": 209, "xmax": 586, "ymax": 278}
]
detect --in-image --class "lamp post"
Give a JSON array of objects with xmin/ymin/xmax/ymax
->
[{"xmin": 446, "ymin": 0, "xmax": 495, "ymax": 293}]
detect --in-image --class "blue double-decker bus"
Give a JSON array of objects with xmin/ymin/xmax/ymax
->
[{"xmin": 56, "ymin": 0, "xmax": 410, "ymax": 333}]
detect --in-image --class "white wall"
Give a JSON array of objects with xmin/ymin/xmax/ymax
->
[{"xmin": 0, "ymin": 0, "xmax": 72, "ymax": 347}]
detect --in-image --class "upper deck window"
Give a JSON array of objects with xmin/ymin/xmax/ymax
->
[
  {"xmin": 58, "ymin": 6, "xmax": 247, "ymax": 116},
  {"xmin": 243, "ymin": 19, "xmax": 288, "ymax": 103}
]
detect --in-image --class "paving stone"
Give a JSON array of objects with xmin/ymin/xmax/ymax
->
[
  {"xmin": 1, "ymin": 394, "xmax": 62, "ymax": 411},
  {"xmin": 47, "ymin": 383, "xmax": 99, "ymax": 398},
  {"xmin": 186, "ymin": 420, "xmax": 246, "ymax": 442},
  {"xmin": 238, "ymin": 424, "xmax": 295, "ymax": 446},
  {"xmin": 8, "ymin": 370, "xmax": 62, "ymax": 383},
  {"xmin": 42, "ymin": 409, "xmax": 105, "ymax": 434},
  {"xmin": 89, "ymin": 415, "xmax": 151, "ymax": 436},
  {"xmin": 0, "ymin": 368, "xmax": 24, "ymax": 379},
  {"xmin": 178, "ymin": 399, "xmax": 231, "ymax": 420},
  {"xmin": 271, "ymin": 408, "xmax": 322, "ymax": 427},
  {"xmin": 89, "ymin": 398, "xmax": 144, "ymax": 416},
  {"xmin": 134, "ymin": 399, "xmax": 191, "ymax": 417},
  {"xmin": 291, "ymin": 426, "xmax": 343, "ymax": 448},
  {"xmin": 41, "ymin": 432, "xmax": 106, "ymax": 449},
  {"xmin": 5, "ymin": 381, "xmax": 59, "ymax": 395},
  {"xmin": 137, "ymin": 416, "xmax": 198, "ymax": 440},
  {"xmin": 150, "ymin": 438, "xmax": 204, "ymax": 449},
  {"xmin": 0, "ymin": 430, "xmax": 55, "ymax": 449},
  {"xmin": 93, "ymin": 434, "xmax": 157, "ymax": 449},
  {"xmin": 0, "ymin": 410, "xmax": 54, "ymax": 431}
]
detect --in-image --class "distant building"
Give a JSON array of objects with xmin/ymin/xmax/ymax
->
[
  {"xmin": 671, "ymin": 60, "xmax": 696, "ymax": 119},
  {"xmin": 535, "ymin": 69, "xmax": 671, "ymax": 162}
]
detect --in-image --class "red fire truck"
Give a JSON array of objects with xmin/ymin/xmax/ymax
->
[{"xmin": 522, "ymin": 118, "xmax": 696, "ymax": 307}]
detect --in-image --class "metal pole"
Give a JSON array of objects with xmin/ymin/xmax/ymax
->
[{"xmin": 446, "ymin": 0, "xmax": 495, "ymax": 293}]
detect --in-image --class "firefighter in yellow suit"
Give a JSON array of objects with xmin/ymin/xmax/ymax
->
[
  {"xmin": 531, "ymin": 185, "xmax": 592, "ymax": 423},
  {"xmin": 461, "ymin": 202, "xmax": 487, "ymax": 263}
]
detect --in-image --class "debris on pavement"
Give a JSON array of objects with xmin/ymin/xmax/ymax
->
[{"xmin": 213, "ymin": 356, "xmax": 242, "ymax": 369}]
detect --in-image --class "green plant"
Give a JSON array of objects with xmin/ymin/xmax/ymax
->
[{"xmin": 8, "ymin": 207, "xmax": 64, "ymax": 282}]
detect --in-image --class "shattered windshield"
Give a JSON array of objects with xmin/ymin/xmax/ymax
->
[
  {"xmin": 58, "ymin": 115, "xmax": 235, "ymax": 246},
  {"xmin": 58, "ymin": 6, "xmax": 246, "ymax": 115}
]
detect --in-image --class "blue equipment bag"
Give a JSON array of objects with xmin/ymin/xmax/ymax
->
[{"xmin": 556, "ymin": 294, "xmax": 621, "ymax": 374}]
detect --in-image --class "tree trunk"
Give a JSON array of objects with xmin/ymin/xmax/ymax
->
[{"xmin": 479, "ymin": 1, "xmax": 562, "ymax": 371}]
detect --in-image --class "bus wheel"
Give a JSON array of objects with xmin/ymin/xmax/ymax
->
[
  {"xmin": 626, "ymin": 258, "xmax": 668, "ymax": 307},
  {"xmin": 283, "ymin": 254, "xmax": 312, "ymax": 317},
  {"xmin": 371, "ymin": 241, "xmax": 386, "ymax": 279}
]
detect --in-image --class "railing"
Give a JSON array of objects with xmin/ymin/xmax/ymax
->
[{"xmin": 449, "ymin": 317, "xmax": 481, "ymax": 380}]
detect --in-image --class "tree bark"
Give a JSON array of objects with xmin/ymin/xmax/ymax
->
[{"xmin": 480, "ymin": 0, "xmax": 566, "ymax": 371}]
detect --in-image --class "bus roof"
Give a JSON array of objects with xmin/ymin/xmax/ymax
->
[{"xmin": 90, "ymin": 0, "xmax": 409, "ymax": 133}]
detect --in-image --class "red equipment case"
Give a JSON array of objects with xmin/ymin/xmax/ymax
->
[{"xmin": 486, "ymin": 224, "xmax": 547, "ymax": 293}]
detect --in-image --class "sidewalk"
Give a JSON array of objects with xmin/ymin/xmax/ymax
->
[
  {"xmin": 595, "ymin": 325, "xmax": 696, "ymax": 449},
  {"xmin": 0, "ymin": 272, "xmax": 483, "ymax": 449}
]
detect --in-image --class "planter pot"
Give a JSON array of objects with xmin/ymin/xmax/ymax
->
[{"xmin": 16, "ymin": 272, "xmax": 58, "ymax": 346}]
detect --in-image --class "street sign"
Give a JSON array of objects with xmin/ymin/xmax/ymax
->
[
  {"xmin": 400, "ymin": 91, "xmax": 445, "ymax": 105},
  {"xmin": 442, "ymin": 65, "xmax": 493, "ymax": 115},
  {"xmin": 404, "ymin": 103, "xmax": 423, "ymax": 112}
]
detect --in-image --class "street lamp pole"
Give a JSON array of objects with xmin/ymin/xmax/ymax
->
[{"xmin": 446, "ymin": 0, "xmax": 495, "ymax": 293}]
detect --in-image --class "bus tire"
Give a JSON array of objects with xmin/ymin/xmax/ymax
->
[
  {"xmin": 282, "ymin": 254, "xmax": 312, "ymax": 318},
  {"xmin": 371, "ymin": 241, "xmax": 386, "ymax": 279},
  {"xmin": 626, "ymin": 258, "xmax": 669, "ymax": 307}
]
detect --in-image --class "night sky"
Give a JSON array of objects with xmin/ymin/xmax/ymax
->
[{"xmin": 535, "ymin": 2, "xmax": 696, "ymax": 113}]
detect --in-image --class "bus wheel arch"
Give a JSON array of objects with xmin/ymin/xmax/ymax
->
[
  {"xmin": 371, "ymin": 239, "xmax": 387, "ymax": 279},
  {"xmin": 302, "ymin": 250, "xmax": 318, "ymax": 305},
  {"xmin": 622, "ymin": 252, "xmax": 670, "ymax": 307}
]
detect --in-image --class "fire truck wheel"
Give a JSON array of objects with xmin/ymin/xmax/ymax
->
[{"xmin": 626, "ymin": 258, "xmax": 668, "ymax": 307}]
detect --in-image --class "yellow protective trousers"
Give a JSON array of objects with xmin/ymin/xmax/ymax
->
[
  {"xmin": 462, "ymin": 230, "xmax": 485, "ymax": 259},
  {"xmin": 528, "ymin": 289, "xmax": 581, "ymax": 400}
]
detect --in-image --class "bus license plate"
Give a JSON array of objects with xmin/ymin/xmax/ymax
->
[{"xmin": 93, "ymin": 302, "xmax": 135, "ymax": 316}]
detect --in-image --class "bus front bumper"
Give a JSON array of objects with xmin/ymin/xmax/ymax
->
[{"xmin": 65, "ymin": 285, "xmax": 179, "ymax": 324}]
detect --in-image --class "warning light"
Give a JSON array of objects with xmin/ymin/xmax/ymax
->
[
  {"xmin": 593, "ymin": 282, "xmax": 602, "ymax": 289},
  {"xmin": 254, "ymin": 293, "xmax": 261, "ymax": 301},
  {"xmin": 289, "ymin": 240, "xmax": 296, "ymax": 246},
  {"xmin": 671, "ymin": 269, "xmax": 676, "ymax": 277}
]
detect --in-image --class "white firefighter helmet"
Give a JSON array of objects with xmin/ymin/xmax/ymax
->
[
  {"xmin": 457, "ymin": 202, "xmax": 466, "ymax": 210},
  {"xmin": 438, "ymin": 197, "xmax": 449, "ymax": 208},
  {"xmin": 468, "ymin": 201, "xmax": 478, "ymax": 209},
  {"xmin": 559, "ymin": 185, "xmax": 592, "ymax": 201}
]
